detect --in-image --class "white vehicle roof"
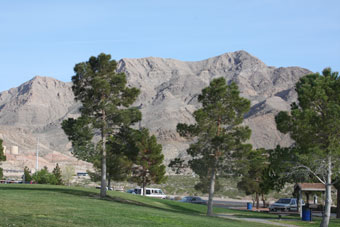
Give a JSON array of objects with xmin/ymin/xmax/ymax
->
[{"xmin": 135, "ymin": 187, "xmax": 162, "ymax": 190}]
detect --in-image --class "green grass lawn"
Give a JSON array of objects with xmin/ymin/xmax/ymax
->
[
  {"xmin": 1, "ymin": 184, "xmax": 339, "ymax": 227},
  {"xmin": 0, "ymin": 184, "xmax": 269, "ymax": 227}
]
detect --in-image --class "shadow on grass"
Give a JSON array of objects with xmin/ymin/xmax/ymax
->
[
  {"xmin": 0, "ymin": 185, "xmax": 204, "ymax": 216},
  {"xmin": 233, "ymin": 214, "xmax": 301, "ymax": 221},
  {"xmin": 222, "ymin": 210, "xmax": 340, "ymax": 226},
  {"xmin": 103, "ymin": 195, "xmax": 204, "ymax": 215},
  {"xmin": 217, "ymin": 209, "xmax": 303, "ymax": 221},
  {"xmin": 0, "ymin": 185, "xmax": 96, "ymax": 197}
]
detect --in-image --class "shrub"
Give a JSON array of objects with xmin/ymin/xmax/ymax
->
[{"xmin": 32, "ymin": 166, "xmax": 58, "ymax": 185}]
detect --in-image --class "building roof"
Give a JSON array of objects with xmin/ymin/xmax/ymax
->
[{"xmin": 295, "ymin": 183, "xmax": 326, "ymax": 192}]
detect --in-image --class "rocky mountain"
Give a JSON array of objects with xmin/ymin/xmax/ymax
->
[
  {"xmin": 0, "ymin": 50, "xmax": 311, "ymax": 172},
  {"xmin": 0, "ymin": 77, "xmax": 78, "ymax": 152}
]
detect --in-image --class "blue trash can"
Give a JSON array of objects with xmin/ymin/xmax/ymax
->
[
  {"xmin": 302, "ymin": 207, "xmax": 312, "ymax": 221},
  {"xmin": 247, "ymin": 202, "xmax": 253, "ymax": 210}
]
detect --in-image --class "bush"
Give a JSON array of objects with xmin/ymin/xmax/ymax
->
[
  {"xmin": 32, "ymin": 166, "xmax": 58, "ymax": 185},
  {"xmin": 62, "ymin": 165, "xmax": 75, "ymax": 186}
]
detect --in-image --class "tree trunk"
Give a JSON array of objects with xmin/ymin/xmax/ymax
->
[
  {"xmin": 256, "ymin": 192, "xmax": 260, "ymax": 209},
  {"xmin": 100, "ymin": 111, "xmax": 107, "ymax": 198},
  {"xmin": 320, "ymin": 156, "xmax": 332, "ymax": 227},
  {"xmin": 306, "ymin": 193, "xmax": 310, "ymax": 206},
  {"xmin": 336, "ymin": 184, "xmax": 340, "ymax": 218},
  {"xmin": 107, "ymin": 176, "xmax": 111, "ymax": 190},
  {"xmin": 299, "ymin": 189, "xmax": 303, "ymax": 218},
  {"xmin": 207, "ymin": 166, "xmax": 216, "ymax": 216},
  {"xmin": 100, "ymin": 137, "xmax": 107, "ymax": 198},
  {"xmin": 262, "ymin": 193, "xmax": 266, "ymax": 208},
  {"xmin": 142, "ymin": 176, "xmax": 146, "ymax": 196},
  {"xmin": 207, "ymin": 120, "xmax": 220, "ymax": 216}
]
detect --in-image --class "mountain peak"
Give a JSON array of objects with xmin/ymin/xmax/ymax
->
[
  {"xmin": 22, "ymin": 76, "xmax": 70, "ymax": 93},
  {"xmin": 0, "ymin": 75, "xmax": 74, "ymax": 128},
  {"xmin": 31, "ymin": 75, "xmax": 47, "ymax": 80},
  {"xmin": 0, "ymin": 51, "xmax": 311, "ymax": 169},
  {"xmin": 208, "ymin": 50, "xmax": 267, "ymax": 68},
  {"xmin": 29, "ymin": 75, "xmax": 63, "ymax": 85}
]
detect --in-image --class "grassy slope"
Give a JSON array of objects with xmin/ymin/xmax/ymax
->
[
  {"xmin": 1, "ymin": 184, "xmax": 340, "ymax": 227},
  {"xmin": 0, "ymin": 184, "xmax": 269, "ymax": 227}
]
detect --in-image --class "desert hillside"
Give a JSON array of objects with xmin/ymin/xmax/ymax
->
[{"xmin": 0, "ymin": 50, "xmax": 311, "ymax": 172}]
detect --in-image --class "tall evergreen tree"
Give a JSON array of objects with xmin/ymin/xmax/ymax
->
[
  {"xmin": 107, "ymin": 127, "xmax": 140, "ymax": 187},
  {"xmin": 175, "ymin": 78, "xmax": 252, "ymax": 216},
  {"xmin": 62, "ymin": 53, "xmax": 141, "ymax": 197},
  {"xmin": 237, "ymin": 149, "xmax": 271, "ymax": 209},
  {"xmin": 52, "ymin": 163, "xmax": 63, "ymax": 185},
  {"xmin": 0, "ymin": 139, "xmax": 6, "ymax": 179},
  {"xmin": 92, "ymin": 127, "xmax": 138, "ymax": 188},
  {"xmin": 23, "ymin": 166, "xmax": 32, "ymax": 183},
  {"xmin": 131, "ymin": 128, "xmax": 167, "ymax": 196},
  {"xmin": 276, "ymin": 68, "xmax": 340, "ymax": 227}
]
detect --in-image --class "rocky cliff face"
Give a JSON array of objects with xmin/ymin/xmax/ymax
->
[
  {"xmin": 0, "ymin": 51, "xmax": 311, "ymax": 170},
  {"xmin": 117, "ymin": 51, "xmax": 310, "ymax": 160},
  {"xmin": 0, "ymin": 76, "xmax": 79, "ymax": 154}
]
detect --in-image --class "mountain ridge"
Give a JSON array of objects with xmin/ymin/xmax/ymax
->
[{"xmin": 0, "ymin": 50, "xmax": 311, "ymax": 172}]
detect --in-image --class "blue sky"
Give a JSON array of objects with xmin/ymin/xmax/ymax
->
[{"xmin": 1, "ymin": 0, "xmax": 339, "ymax": 92}]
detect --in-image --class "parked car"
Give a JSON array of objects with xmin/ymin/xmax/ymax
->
[
  {"xmin": 132, "ymin": 188, "xmax": 167, "ymax": 199},
  {"xmin": 180, "ymin": 196, "xmax": 207, "ymax": 205},
  {"xmin": 269, "ymin": 198, "xmax": 305, "ymax": 212},
  {"xmin": 126, "ymin": 189, "xmax": 135, "ymax": 193},
  {"xmin": 96, "ymin": 186, "xmax": 113, "ymax": 191}
]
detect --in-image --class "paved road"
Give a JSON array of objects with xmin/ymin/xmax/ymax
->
[
  {"xmin": 212, "ymin": 200, "xmax": 248, "ymax": 209},
  {"xmin": 199, "ymin": 197, "xmax": 250, "ymax": 208}
]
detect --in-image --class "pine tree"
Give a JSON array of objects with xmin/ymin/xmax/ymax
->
[
  {"xmin": 62, "ymin": 53, "xmax": 141, "ymax": 197},
  {"xmin": 175, "ymin": 77, "xmax": 252, "ymax": 216},
  {"xmin": 0, "ymin": 139, "xmax": 6, "ymax": 179},
  {"xmin": 23, "ymin": 166, "xmax": 32, "ymax": 183},
  {"xmin": 237, "ymin": 149, "xmax": 271, "ymax": 209},
  {"xmin": 276, "ymin": 68, "xmax": 340, "ymax": 227},
  {"xmin": 131, "ymin": 128, "xmax": 167, "ymax": 196},
  {"xmin": 105, "ymin": 127, "xmax": 139, "ymax": 188},
  {"xmin": 52, "ymin": 163, "xmax": 63, "ymax": 185}
]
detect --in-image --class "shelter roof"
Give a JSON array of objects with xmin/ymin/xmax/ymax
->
[{"xmin": 294, "ymin": 183, "xmax": 325, "ymax": 192}]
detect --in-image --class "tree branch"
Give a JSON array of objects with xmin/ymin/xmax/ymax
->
[{"xmin": 294, "ymin": 165, "xmax": 325, "ymax": 184}]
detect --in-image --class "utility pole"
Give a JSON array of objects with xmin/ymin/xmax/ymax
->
[{"xmin": 36, "ymin": 137, "xmax": 39, "ymax": 171}]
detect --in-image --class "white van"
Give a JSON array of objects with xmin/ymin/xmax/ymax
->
[
  {"xmin": 269, "ymin": 198, "xmax": 305, "ymax": 212},
  {"xmin": 133, "ymin": 188, "xmax": 166, "ymax": 199}
]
